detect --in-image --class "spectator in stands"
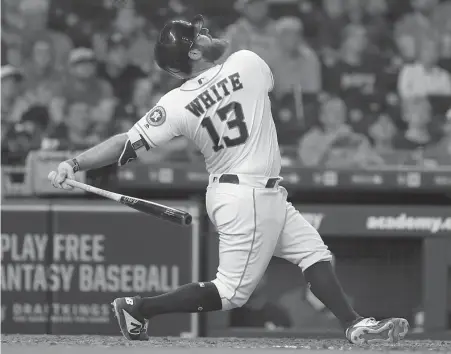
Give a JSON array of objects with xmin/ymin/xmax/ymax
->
[
  {"xmin": 383, "ymin": 33, "xmax": 418, "ymax": 103},
  {"xmin": 382, "ymin": 32, "xmax": 424, "ymax": 129},
  {"xmin": 268, "ymin": 17, "xmax": 321, "ymax": 133},
  {"xmin": 222, "ymin": 0, "xmax": 277, "ymax": 64},
  {"xmin": 436, "ymin": 0, "xmax": 451, "ymax": 73},
  {"xmin": 270, "ymin": 0, "xmax": 323, "ymax": 47},
  {"xmin": 23, "ymin": 38, "xmax": 60, "ymax": 95},
  {"xmin": 422, "ymin": 108, "xmax": 451, "ymax": 167},
  {"xmin": 423, "ymin": 107, "xmax": 451, "ymax": 166},
  {"xmin": 393, "ymin": 97, "xmax": 440, "ymax": 150},
  {"xmin": 2, "ymin": 105, "xmax": 50, "ymax": 165},
  {"xmin": 270, "ymin": 17, "xmax": 321, "ymax": 99},
  {"xmin": 368, "ymin": 114, "xmax": 397, "ymax": 154},
  {"xmin": 1, "ymin": 0, "xmax": 25, "ymax": 67},
  {"xmin": 1, "ymin": 63, "xmax": 54, "ymax": 155},
  {"xmin": 316, "ymin": 0, "xmax": 346, "ymax": 53},
  {"xmin": 395, "ymin": 0, "xmax": 451, "ymax": 57},
  {"xmin": 17, "ymin": 0, "xmax": 73, "ymax": 71},
  {"xmin": 344, "ymin": 0, "xmax": 391, "ymax": 53},
  {"xmin": 382, "ymin": 34, "xmax": 415, "ymax": 117},
  {"xmin": 394, "ymin": 35, "xmax": 417, "ymax": 64},
  {"xmin": 47, "ymin": 0, "xmax": 105, "ymax": 48},
  {"xmin": 3, "ymin": 41, "xmax": 23, "ymax": 68},
  {"xmin": 50, "ymin": 48, "xmax": 114, "ymax": 124},
  {"xmin": 92, "ymin": 4, "xmax": 155, "ymax": 72},
  {"xmin": 1, "ymin": 66, "xmax": 25, "ymax": 136},
  {"xmin": 113, "ymin": 78, "xmax": 155, "ymax": 133},
  {"xmin": 323, "ymin": 24, "xmax": 385, "ymax": 135},
  {"xmin": 2, "ymin": 39, "xmax": 58, "ymax": 129},
  {"xmin": 398, "ymin": 37, "xmax": 451, "ymax": 99},
  {"xmin": 98, "ymin": 33, "xmax": 146, "ymax": 105},
  {"xmin": 41, "ymin": 101, "xmax": 103, "ymax": 151},
  {"xmin": 422, "ymin": 102, "xmax": 451, "ymax": 167},
  {"xmin": 271, "ymin": 92, "xmax": 306, "ymax": 154},
  {"xmin": 298, "ymin": 96, "xmax": 377, "ymax": 167},
  {"xmin": 10, "ymin": 83, "xmax": 55, "ymax": 137}
]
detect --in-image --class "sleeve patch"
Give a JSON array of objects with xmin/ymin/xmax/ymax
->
[{"xmin": 145, "ymin": 106, "xmax": 166, "ymax": 127}]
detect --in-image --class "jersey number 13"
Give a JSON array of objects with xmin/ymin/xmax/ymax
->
[{"xmin": 201, "ymin": 101, "xmax": 248, "ymax": 152}]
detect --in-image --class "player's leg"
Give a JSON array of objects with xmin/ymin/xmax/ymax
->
[
  {"xmin": 274, "ymin": 197, "xmax": 409, "ymax": 344},
  {"xmin": 111, "ymin": 282, "xmax": 222, "ymax": 340},
  {"xmin": 112, "ymin": 182, "xmax": 286, "ymax": 340},
  {"xmin": 273, "ymin": 196, "xmax": 358, "ymax": 327},
  {"xmin": 207, "ymin": 182, "xmax": 286, "ymax": 312}
]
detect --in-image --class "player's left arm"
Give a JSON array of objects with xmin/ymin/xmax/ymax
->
[
  {"xmin": 71, "ymin": 133, "xmax": 129, "ymax": 170},
  {"xmin": 48, "ymin": 92, "xmax": 182, "ymax": 189},
  {"xmin": 48, "ymin": 133, "xmax": 129, "ymax": 189},
  {"xmin": 72, "ymin": 97, "xmax": 182, "ymax": 170},
  {"xmin": 73, "ymin": 93, "xmax": 182, "ymax": 170}
]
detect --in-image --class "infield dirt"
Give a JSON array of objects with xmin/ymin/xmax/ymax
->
[{"xmin": 2, "ymin": 335, "xmax": 451, "ymax": 354}]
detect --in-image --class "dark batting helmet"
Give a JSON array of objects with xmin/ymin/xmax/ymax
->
[{"xmin": 154, "ymin": 14, "xmax": 204, "ymax": 79}]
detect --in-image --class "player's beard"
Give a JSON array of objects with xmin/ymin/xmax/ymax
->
[{"xmin": 200, "ymin": 38, "xmax": 229, "ymax": 62}]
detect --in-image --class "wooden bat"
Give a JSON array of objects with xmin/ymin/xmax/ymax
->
[{"xmin": 65, "ymin": 179, "xmax": 192, "ymax": 226}]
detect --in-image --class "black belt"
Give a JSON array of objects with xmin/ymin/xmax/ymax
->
[{"xmin": 214, "ymin": 174, "xmax": 279, "ymax": 188}]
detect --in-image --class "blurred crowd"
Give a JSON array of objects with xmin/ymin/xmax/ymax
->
[{"xmin": 2, "ymin": 0, "xmax": 451, "ymax": 168}]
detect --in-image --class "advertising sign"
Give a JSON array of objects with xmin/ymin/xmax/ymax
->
[
  {"xmin": 297, "ymin": 205, "xmax": 451, "ymax": 237},
  {"xmin": 1, "ymin": 201, "xmax": 51, "ymax": 334},
  {"xmin": 1, "ymin": 200, "xmax": 200, "ymax": 337}
]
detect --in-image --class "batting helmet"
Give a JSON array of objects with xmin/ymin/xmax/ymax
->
[{"xmin": 154, "ymin": 14, "xmax": 204, "ymax": 79}]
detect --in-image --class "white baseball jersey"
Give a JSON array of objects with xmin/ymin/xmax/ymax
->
[{"xmin": 127, "ymin": 50, "xmax": 281, "ymax": 177}]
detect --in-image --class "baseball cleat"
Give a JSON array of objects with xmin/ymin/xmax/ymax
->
[
  {"xmin": 111, "ymin": 296, "xmax": 149, "ymax": 340},
  {"xmin": 346, "ymin": 317, "xmax": 409, "ymax": 345}
]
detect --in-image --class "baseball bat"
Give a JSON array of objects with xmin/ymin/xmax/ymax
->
[{"xmin": 64, "ymin": 179, "xmax": 192, "ymax": 226}]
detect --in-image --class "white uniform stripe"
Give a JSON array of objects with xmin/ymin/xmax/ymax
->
[{"xmin": 227, "ymin": 188, "xmax": 257, "ymax": 303}]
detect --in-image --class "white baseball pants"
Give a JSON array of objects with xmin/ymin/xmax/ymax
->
[{"xmin": 206, "ymin": 174, "xmax": 332, "ymax": 311}]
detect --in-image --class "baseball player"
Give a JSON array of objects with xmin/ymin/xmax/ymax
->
[{"xmin": 48, "ymin": 15, "xmax": 409, "ymax": 345}]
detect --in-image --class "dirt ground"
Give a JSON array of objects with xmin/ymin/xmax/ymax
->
[{"xmin": 2, "ymin": 335, "xmax": 451, "ymax": 354}]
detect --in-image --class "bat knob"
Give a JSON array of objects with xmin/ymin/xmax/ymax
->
[{"xmin": 184, "ymin": 214, "xmax": 193, "ymax": 226}]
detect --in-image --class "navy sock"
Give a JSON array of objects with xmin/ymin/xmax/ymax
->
[
  {"xmin": 303, "ymin": 261, "xmax": 361, "ymax": 328},
  {"xmin": 139, "ymin": 282, "xmax": 222, "ymax": 318}
]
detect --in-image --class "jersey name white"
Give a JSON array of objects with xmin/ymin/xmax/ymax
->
[{"xmin": 127, "ymin": 50, "xmax": 281, "ymax": 176}]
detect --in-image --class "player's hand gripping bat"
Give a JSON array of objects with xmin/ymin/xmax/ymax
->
[{"xmin": 64, "ymin": 179, "xmax": 192, "ymax": 226}]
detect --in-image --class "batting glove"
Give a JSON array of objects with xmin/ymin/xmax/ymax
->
[{"xmin": 47, "ymin": 160, "xmax": 77, "ymax": 190}]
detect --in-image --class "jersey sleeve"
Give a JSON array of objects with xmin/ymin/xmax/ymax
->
[
  {"xmin": 229, "ymin": 50, "xmax": 274, "ymax": 92},
  {"xmin": 127, "ymin": 92, "xmax": 183, "ymax": 156}
]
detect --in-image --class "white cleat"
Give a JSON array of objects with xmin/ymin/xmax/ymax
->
[{"xmin": 346, "ymin": 317, "xmax": 409, "ymax": 345}]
